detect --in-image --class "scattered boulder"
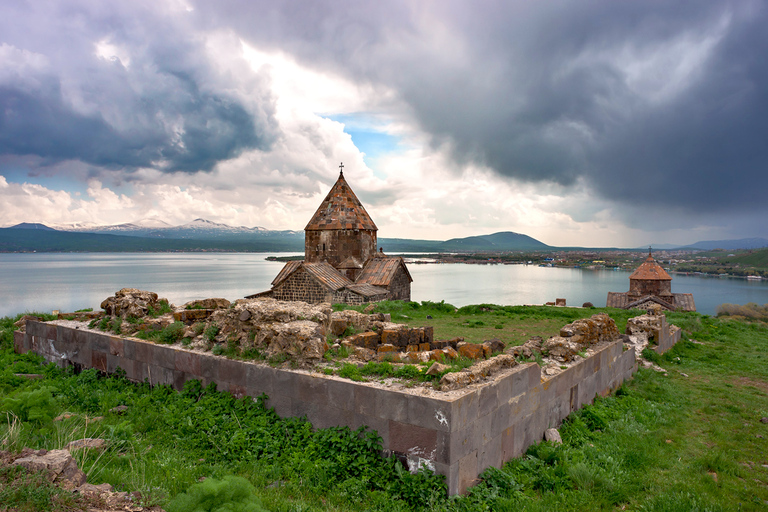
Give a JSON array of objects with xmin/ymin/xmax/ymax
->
[
  {"xmin": 457, "ymin": 342, "xmax": 486, "ymax": 360},
  {"xmin": 482, "ymin": 338, "xmax": 505, "ymax": 354},
  {"xmin": 506, "ymin": 336, "xmax": 543, "ymax": 359},
  {"xmin": 109, "ymin": 405, "xmax": 129, "ymax": 415},
  {"xmin": 582, "ymin": 302, "xmax": 594, "ymax": 308},
  {"xmin": 183, "ymin": 298, "xmax": 230, "ymax": 310},
  {"xmin": 439, "ymin": 355, "xmax": 516, "ymax": 390},
  {"xmin": 426, "ymin": 362, "xmax": 449, "ymax": 376},
  {"xmin": 12, "ymin": 449, "xmax": 86, "ymax": 490},
  {"xmin": 543, "ymin": 336, "xmax": 582, "ymax": 361},
  {"xmin": 100, "ymin": 288, "xmax": 163, "ymax": 318},
  {"xmin": 544, "ymin": 428, "xmax": 562, "ymax": 444}
]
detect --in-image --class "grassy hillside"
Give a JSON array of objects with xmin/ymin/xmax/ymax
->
[
  {"xmin": 719, "ymin": 248, "xmax": 768, "ymax": 270},
  {"xmin": 440, "ymin": 231, "xmax": 549, "ymax": 252},
  {"xmin": 2, "ymin": 305, "xmax": 767, "ymax": 511}
]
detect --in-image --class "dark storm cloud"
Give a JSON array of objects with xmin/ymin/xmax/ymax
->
[
  {"xmin": 194, "ymin": 0, "xmax": 767, "ymax": 214},
  {"xmin": 0, "ymin": 1, "xmax": 276, "ymax": 173}
]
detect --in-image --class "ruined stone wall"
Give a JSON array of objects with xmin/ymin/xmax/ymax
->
[
  {"xmin": 272, "ymin": 268, "xmax": 331, "ymax": 304},
  {"xmin": 387, "ymin": 267, "xmax": 412, "ymax": 301},
  {"xmin": 305, "ymin": 229, "xmax": 377, "ymax": 268},
  {"xmin": 17, "ymin": 318, "xmax": 653, "ymax": 496}
]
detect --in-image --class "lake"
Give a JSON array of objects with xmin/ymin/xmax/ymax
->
[{"xmin": 1, "ymin": 253, "xmax": 767, "ymax": 318}]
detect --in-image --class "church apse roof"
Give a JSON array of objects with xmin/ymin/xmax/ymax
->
[
  {"xmin": 357, "ymin": 256, "xmax": 413, "ymax": 286},
  {"xmin": 305, "ymin": 171, "xmax": 377, "ymax": 231},
  {"xmin": 630, "ymin": 254, "xmax": 672, "ymax": 281}
]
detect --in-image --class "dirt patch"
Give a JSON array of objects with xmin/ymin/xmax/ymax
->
[{"xmin": 736, "ymin": 377, "xmax": 768, "ymax": 394}]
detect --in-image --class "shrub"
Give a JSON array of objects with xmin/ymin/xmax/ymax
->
[
  {"xmin": 716, "ymin": 302, "xmax": 768, "ymax": 321},
  {"xmin": 167, "ymin": 475, "xmax": 268, "ymax": 512},
  {"xmin": 0, "ymin": 386, "xmax": 57, "ymax": 424},
  {"xmin": 204, "ymin": 324, "xmax": 220, "ymax": 342}
]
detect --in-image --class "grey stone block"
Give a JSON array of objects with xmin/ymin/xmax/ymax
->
[
  {"xmin": 217, "ymin": 358, "xmax": 247, "ymax": 389},
  {"xmin": 446, "ymin": 426, "xmax": 476, "ymax": 463},
  {"xmin": 90, "ymin": 333, "xmax": 110, "ymax": 354},
  {"xmin": 477, "ymin": 434, "xmax": 502, "ymax": 474},
  {"xmin": 450, "ymin": 392, "xmax": 479, "ymax": 432},
  {"xmin": 352, "ymin": 384, "xmax": 377, "ymax": 416},
  {"xmin": 472, "ymin": 411, "xmax": 494, "ymax": 447},
  {"xmin": 374, "ymin": 388, "xmax": 409, "ymax": 423},
  {"xmin": 270, "ymin": 367, "xmax": 299, "ymax": 397},
  {"xmin": 457, "ymin": 450, "xmax": 479, "ymax": 495},
  {"xmin": 490, "ymin": 401, "xmax": 513, "ymax": 438},
  {"xmin": 266, "ymin": 393, "xmax": 293, "ymax": 418},
  {"xmin": 353, "ymin": 413, "xmax": 389, "ymax": 442},
  {"xmin": 477, "ymin": 382, "xmax": 499, "ymax": 418},
  {"xmin": 133, "ymin": 340, "xmax": 155, "ymax": 364},
  {"xmin": 389, "ymin": 420, "xmax": 438, "ymax": 460},
  {"xmin": 200, "ymin": 354, "xmax": 219, "ymax": 385},
  {"xmin": 152, "ymin": 344, "xmax": 177, "ymax": 371},
  {"xmin": 407, "ymin": 395, "xmax": 452, "ymax": 432},
  {"xmin": 325, "ymin": 378, "xmax": 355, "ymax": 411},
  {"xmin": 245, "ymin": 364, "xmax": 275, "ymax": 398},
  {"xmin": 147, "ymin": 364, "xmax": 174, "ymax": 387},
  {"xmin": 175, "ymin": 350, "xmax": 202, "ymax": 376}
]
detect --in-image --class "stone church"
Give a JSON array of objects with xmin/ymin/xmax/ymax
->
[
  {"xmin": 606, "ymin": 250, "xmax": 695, "ymax": 312},
  {"xmin": 249, "ymin": 166, "xmax": 412, "ymax": 305}
]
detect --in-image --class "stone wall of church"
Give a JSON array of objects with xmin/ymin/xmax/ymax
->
[
  {"xmin": 629, "ymin": 279, "xmax": 671, "ymax": 298},
  {"xmin": 332, "ymin": 289, "xmax": 388, "ymax": 305},
  {"xmin": 272, "ymin": 268, "xmax": 331, "ymax": 304},
  {"xmin": 387, "ymin": 267, "xmax": 412, "ymax": 301},
  {"xmin": 305, "ymin": 229, "xmax": 377, "ymax": 268}
]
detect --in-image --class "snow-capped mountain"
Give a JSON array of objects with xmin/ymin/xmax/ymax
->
[{"xmin": 55, "ymin": 218, "xmax": 300, "ymax": 241}]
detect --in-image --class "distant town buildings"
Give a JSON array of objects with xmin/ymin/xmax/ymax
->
[
  {"xmin": 249, "ymin": 165, "xmax": 412, "ymax": 304},
  {"xmin": 606, "ymin": 249, "xmax": 696, "ymax": 312}
]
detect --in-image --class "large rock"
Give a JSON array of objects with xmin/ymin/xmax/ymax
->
[
  {"xmin": 506, "ymin": 336, "xmax": 543, "ymax": 359},
  {"xmin": 12, "ymin": 449, "xmax": 86, "ymax": 490},
  {"xmin": 626, "ymin": 313, "xmax": 664, "ymax": 338},
  {"xmin": 229, "ymin": 299, "xmax": 332, "ymax": 328},
  {"xmin": 183, "ymin": 298, "xmax": 230, "ymax": 310},
  {"xmin": 100, "ymin": 288, "xmax": 161, "ymax": 318},
  {"xmin": 260, "ymin": 320, "xmax": 328, "ymax": 360},
  {"xmin": 439, "ymin": 355, "xmax": 516, "ymax": 390},
  {"xmin": 329, "ymin": 309, "xmax": 388, "ymax": 336},
  {"xmin": 543, "ymin": 336, "xmax": 582, "ymax": 361}
]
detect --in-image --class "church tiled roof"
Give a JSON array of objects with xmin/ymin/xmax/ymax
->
[
  {"xmin": 305, "ymin": 171, "xmax": 377, "ymax": 231},
  {"xmin": 356, "ymin": 256, "xmax": 412, "ymax": 286},
  {"xmin": 271, "ymin": 260, "xmax": 354, "ymax": 290},
  {"xmin": 629, "ymin": 254, "xmax": 672, "ymax": 281}
]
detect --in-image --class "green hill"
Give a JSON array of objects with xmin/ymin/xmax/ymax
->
[
  {"xmin": 439, "ymin": 231, "xmax": 549, "ymax": 251},
  {"xmin": 719, "ymin": 248, "xmax": 768, "ymax": 270}
]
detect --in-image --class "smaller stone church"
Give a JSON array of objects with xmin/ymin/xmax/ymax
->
[
  {"xmin": 606, "ymin": 250, "xmax": 696, "ymax": 312},
  {"xmin": 249, "ymin": 166, "xmax": 412, "ymax": 305}
]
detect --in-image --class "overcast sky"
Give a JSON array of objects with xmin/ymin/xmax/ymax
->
[{"xmin": 1, "ymin": 0, "xmax": 766, "ymax": 247}]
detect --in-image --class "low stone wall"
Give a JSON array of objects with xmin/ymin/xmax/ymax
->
[{"xmin": 17, "ymin": 320, "xmax": 641, "ymax": 495}]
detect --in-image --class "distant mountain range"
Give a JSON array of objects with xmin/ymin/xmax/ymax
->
[
  {"xmin": 1, "ymin": 218, "xmax": 550, "ymax": 253},
  {"xmin": 680, "ymin": 238, "xmax": 768, "ymax": 251},
  {"xmin": 3, "ymin": 218, "xmax": 768, "ymax": 253}
]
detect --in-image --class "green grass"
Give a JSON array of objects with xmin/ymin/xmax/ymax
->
[
  {"xmin": 2, "ymin": 308, "xmax": 768, "ymax": 511},
  {"xmin": 336, "ymin": 300, "xmax": 654, "ymax": 347}
]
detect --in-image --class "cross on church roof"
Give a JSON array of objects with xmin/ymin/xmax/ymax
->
[{"xmin": 339, "ymin": 162, "xmax": 344, "ymax": 177}]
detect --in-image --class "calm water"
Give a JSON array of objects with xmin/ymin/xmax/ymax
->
[{"xmin": 1, "ymin": 253, "xmax": 768, "ymax": 318}]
